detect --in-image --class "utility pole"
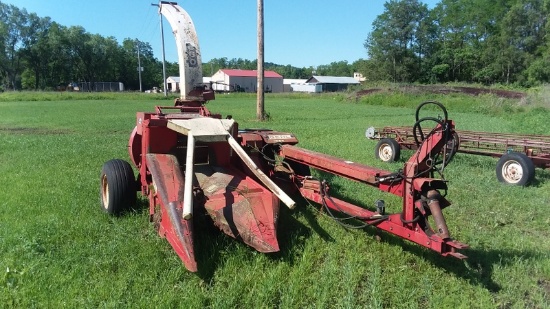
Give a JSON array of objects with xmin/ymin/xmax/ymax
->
[
  {"xmin": 152, "ymin": 2, "xmax": 168, "ymax": 97},
  {"xmin": 137, "ymin": 40, "xmax": 143, "ymax": 92},
  {"xmin": 256, "ymin": 0, "xmax": 265, "ymax": 121}
]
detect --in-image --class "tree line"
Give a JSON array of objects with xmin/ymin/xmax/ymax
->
[
  {"xmin": 0, "ymin": 2, "xmax": 174, "ymax": 91},
  {"xmin": 0, "ymin": 2, "xmax": 324, "ymax": 91},
  {"xmin": 365, "ymin": 0, "xmax": 550, "ymax": 86},
  {"xmin": 1, "ymin": 0, "xmax": 549, "ymax": 91}
]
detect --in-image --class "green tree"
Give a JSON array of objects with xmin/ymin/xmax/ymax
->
[
  {"xmin": 316, "ymin": 61, "xmax": 353, "ymax": 77},
  {"xmin": 19, "ymin": 14, "xmax": 52, "ymax": 89},
  {"xmin": 137, "ymin": 41, "xmax": 162, "ymax": 90},
  {"xmin": 0, "ymin": 3, "xmax": 26, "ymax": 90},
  {"xmin": 365, "ymin": 0, "xmax": 431, "ymax": 82},
  {"xmin": 120, "ymin": 39, "xmax": 162, "ymax": 91},
  {"xmin": 498, "ymin": 0, "xmax": 548, "ymax": 85},
  {"xmin": 525, "ymin": 0, "xmax": 550, "ymax": 84},
  {"xmin": 432, "ymin": 0, "xmax": 516, "ymax": 84},
  {"xmin": 44, "ymin": 22, "xmax": 73, "ymax": 88}
]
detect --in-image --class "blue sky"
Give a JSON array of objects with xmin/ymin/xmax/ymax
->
[{"xmin": 5, "ymin": 0, "xmax": 438, "ymax": 68}]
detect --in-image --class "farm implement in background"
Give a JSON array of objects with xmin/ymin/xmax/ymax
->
[
  {"xmin": 99, "ymin": 2, "xmax": 468, "ymax": 272},
  {"xmin": 366, "ymin": 105, "xmax": 550, "ymax": 186}
]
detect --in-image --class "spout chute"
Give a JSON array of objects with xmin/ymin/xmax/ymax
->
[{"xmin": 159, "ymin": 2, "xmax": 202, "ymax": 100}]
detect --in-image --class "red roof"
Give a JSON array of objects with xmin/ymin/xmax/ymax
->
[{"xmin": 221, "ymin": 69, "xmax": 282, "ymax": 78}]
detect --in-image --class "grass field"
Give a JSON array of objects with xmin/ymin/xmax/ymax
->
[{"xmin": 1, "ymin": 90, "xmax": 549, "ymax": 308}]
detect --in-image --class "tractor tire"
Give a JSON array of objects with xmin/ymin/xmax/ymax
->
[
  {"xmin": 495, "ymin": 152, "xmax": 535, "ymax": 186},
  {"xmin": 100, "ymin": 159, "xmax": 137, "ymax": 215},
  {"xmin": 375, "ymin": 138, "xmax": 401, "ymax": 163}
]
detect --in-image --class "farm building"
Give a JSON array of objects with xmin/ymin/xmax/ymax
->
[
  {"xmin": 166, "ymin": 76, "xmax": 180, "ymax": 92},
  {"xmin": 167, "ymin": 70, "xmax": 284, "ymax": 93},
  {"xmin": 283, "ymin": 79, "xmax": 308, "ymax": 92},
  {"xmin": 290, "ymin": 83, "xmax": 323, "ymax": 93},
  {"xmin": 304, "ymin": 76, "xmax": 361, "ymax": 92},
  {"xmin": 210, "ymin": 69, "xmax": 283, "ymax": 93},
  {"xmin": 167, "ymin": 76, "xmax": 213, "ymax": 92},
  {"xmin": 78, "ymin": 82, "xmax": 124, "ymax": 92},
  {"xmin": 354, "ymin": 72, "xmax": 366, "ymax": 82}
]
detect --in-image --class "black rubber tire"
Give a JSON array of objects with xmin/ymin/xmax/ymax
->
[
  {"xmin": 100, "ymin": 159, "xmax": 137, "ymax": 215},
  {"xmin": 375, "ymin": 138, "xmax": 401, "ymax": 162},
  {"xmin": 495, "ymin": 152, "xmax": 535, "ymax": 186}
]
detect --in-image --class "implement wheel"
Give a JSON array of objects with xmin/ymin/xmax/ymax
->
[
  {"xmin": 375, "ymin": 138, "xmax": 401, "ymax": 162},
  {"xmin": 100, "ymin": 159, "xmax": 137, "ymax": 215},
  {"xmin": 496, "ymin": 152, "xmax": 535, "ymax": 186}
]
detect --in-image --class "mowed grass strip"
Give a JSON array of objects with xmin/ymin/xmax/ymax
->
[{"xmin": 1, "ymin": 92, "xmax": 549, "ymax": 308}]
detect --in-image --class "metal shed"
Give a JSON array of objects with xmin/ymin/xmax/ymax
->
[
  {"xmin": 305, "ymin": 76, "xmax": 360, "ymax": 92},
  {"xmin": 283, "ymin": 79, "xmax": 308, "ymax": 92}
]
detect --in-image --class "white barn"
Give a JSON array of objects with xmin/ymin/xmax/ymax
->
[
  {"xmin": 283, "ymin": 79, "xmax": 308, "ymax": 92},
  {"xmin": 304, "ymin": 76, "xmax": 360, "ymax": 92},
  {"xmin": 210, "ymin": 69, "xmax": 283, "ymax": 93},
  {"xmin": 167, "ymin": 76, "xmax": 211, "ymax": 92},
  {"xmin": 166, "ymin": 76, "xmax": 180, "ymax": 92}
]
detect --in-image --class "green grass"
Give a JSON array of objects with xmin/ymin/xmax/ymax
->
[{"xmin": 1, "ymin": 91, "xmax": 549, "ymax": 308}]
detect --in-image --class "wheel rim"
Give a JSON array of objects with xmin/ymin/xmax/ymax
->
[
  {"xmin": 501, "ymin": 160, "xmax": 523, "ymax": 184},
  {"xmin": 101, "ymin": 174, "xmax": 109, "ymax": 209},
  {"xmin": 378, "ymin": 144, "xmax": 393, "ymax": 162}
]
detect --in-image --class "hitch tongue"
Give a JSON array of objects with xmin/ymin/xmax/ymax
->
[{"xmin": 426, "ymin": 190, "xmax": 450, "ymax": 239}]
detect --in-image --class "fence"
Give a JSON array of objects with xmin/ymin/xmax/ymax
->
[{"xmin": 78, "ymin": 82, "xmax": 124, "ymax": 92}]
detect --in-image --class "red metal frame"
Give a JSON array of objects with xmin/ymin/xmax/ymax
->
[
  {"xmin": 125, "ymin": 94, "xmax": 468, "ymax": 272},
  {"xmin": 103, "ymin": 1, "xmax": 469, "ymax": 273},
  {"xmin": 274, "ymin": 121, "xmax": 467, "ymax": 259},
  {"xmin": 129, "ymin": 95, "xmax": 281, "ymax": 272}
]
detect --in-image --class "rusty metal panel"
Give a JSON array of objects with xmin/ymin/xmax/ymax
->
[
  {"xmin": 146, "ymin": 153, "xmax": 196, "ymax": 271},
  {"xmin": 194, "ymin": 165, "xmax": 280, "ymax": 252}
]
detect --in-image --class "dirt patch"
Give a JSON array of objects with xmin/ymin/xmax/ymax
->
[
  {"xmin": 419, "ymin": 85, "xmax": 525, "ymax": 99},
  {"xmin": 356, "ymin": 88, "xmax": 384, "ymax": 96},
  {"xmin": 356, "ymin": 85, "xmax": 526, "ymax": 99},
  {"xmin": 0, "ymin": 127, "xmax": 71, "ymax": 135},
  {"xmin": 538, "ymin": 279, "xmax": 550, "ymax": 300}
]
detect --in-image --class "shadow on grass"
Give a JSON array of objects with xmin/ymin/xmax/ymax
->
[
  {"xmin": 193, "ymin": 195, "xmax": 335, "ymax": 282},
  {"xmin": 264, "ymin": 173, "xmax": 542, "ymax": 293},
  {"xmin": 129, "ymin": 196, "xmax": 229, "ymax": 281},
  {"xmin": 126, "ymin": 195, "xmax": 149, "ymax": 215},
  {"xmin": 530, "ymin": 169, "xmax": 550, "ymax": 187},
  {"xmin": 364, "ymin": 227, "xmax": 546, "ymax": 293},
  {"xmin": 282, "ymin": 195, "xmax": 336, "ymax": 244},
  {"xmin": 277, "ymin": 194, "xmax": 518, "ymax": 293},
  {"xmin": 304, "ymin": 157, "xmax": 547, "ymax": 292},
  {"xmin": 193, "ymin": 211, "xmax": 231, "ymax": 281},
  {"xmin": 132, "ymin": 187, "xmax": 538, "ymax": 292}
]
